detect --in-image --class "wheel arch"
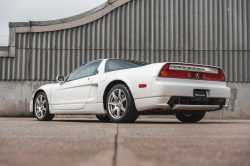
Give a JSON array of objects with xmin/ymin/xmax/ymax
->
[
  {"xmin": 103, "ymin": 80, "xmax": 133, "ymax": 111},
  {"xmin": 32, "ymin": 89, "xmax": 46, "ymax": 114}
]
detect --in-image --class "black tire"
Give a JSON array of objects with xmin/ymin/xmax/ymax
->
[
  {"xmin": 175, "ymin": 112, "xmax": 206, "ymax": 123},
  {"xmin": 106, "ymin": 84, "xmax": 139, "ymax": 123},
  {"xmin": 34, "ymin": 92, "xmax": 54, "ymax": 121},
  {"xmin": 96, "ymin": 115, "xmax": 110, "ymax": 121}
]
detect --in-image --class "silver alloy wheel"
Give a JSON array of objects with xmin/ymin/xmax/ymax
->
[
  {"xmin": 108, "ymin": 89, "xmax": 127, "ymax": 119},
  {"xmin": 35, "ymin": 95, "xmax": 46, "ymax": 119}
]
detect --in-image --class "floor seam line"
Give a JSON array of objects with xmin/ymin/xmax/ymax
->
[{"xmin": 112, "ymin": 123, "xmax": 119, "ymax": 166}]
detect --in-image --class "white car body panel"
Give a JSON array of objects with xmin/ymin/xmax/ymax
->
[
  {"xmin": 151, "ymin": 77, "xmax": 230, "ymax": 98},
  {"xmin": 50, "ymin": 76, "xmax": 93, "ymax": 110},
  {"xmin": 30, "ymin": 83, "xmax": 55, "ymax": 113},
  {"xmin": 30, "ymin": 59, "xmax": 231, "ymax": 115}
]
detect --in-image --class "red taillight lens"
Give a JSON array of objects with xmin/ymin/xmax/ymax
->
[
  {"xmin": 206, "ymin": 69, "xmax": 225, "ymax": 81},
  {"xmin": 202, "ymin": 74, "xmax": 207, "ymax": 79},
  {"xmin": 158, "ymin": 64, "xmax": 169, "ymax": 77},
  {"xmin": 166, "ymin": 70, "xmax": 189, "ymax": 79},
  {"xmin": 158, "ymin": 64, "xmax": 226, "ymax": 82},
  {"xmin": 219, "ymin": 69, "xmax": 226, "ymax": 81},
  {"xmin": 206, "ymin": 73, "xmax": 224, "ymax": 81}
]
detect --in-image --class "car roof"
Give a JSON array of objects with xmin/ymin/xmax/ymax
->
[{"xmin": 91, "ymin": 58, "xmax": 149, "ymax": 66}]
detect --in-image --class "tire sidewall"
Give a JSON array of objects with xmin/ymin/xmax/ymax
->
[
  {"xmin": 34, "ymin": 92, "xmax": 50, "ymax": 121},
  {"xmin": 176, "ymin": 112, "xmax": 206, "ymax": 123},
  {"xmin": 106, "ymin": 84, "xmax": 136, "ymax": 123},
  {"xmin": 96, "ymin": 115, "xmax": 110, "ymax": 121}
]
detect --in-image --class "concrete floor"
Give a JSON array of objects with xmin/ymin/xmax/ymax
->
[{"xmin": 0, "ymin": 118, "xmax": 250, "ymax": 166}]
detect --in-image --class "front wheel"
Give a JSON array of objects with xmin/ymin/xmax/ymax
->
[
  {"xmin": 34, "ymin": 92, "xmax": 54, "ymax": 121},
  {"xmin": 175, "ymin": 112, "xmax": 206, "ymax": 123},
  {"xmin": 106, "ymin": 84, "xmax": 139, "ymax": 123}
]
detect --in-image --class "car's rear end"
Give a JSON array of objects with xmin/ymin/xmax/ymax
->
[{"xmin": 135, "ymin": 62, "xmax": 231, "ymax": 122}]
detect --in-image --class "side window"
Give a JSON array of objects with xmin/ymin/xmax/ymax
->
[
  {"xmin": 105, "ymin": 59, "xmax": 139, "ymax": 72},
  {"xmin": 67, "ymin": 60, "xmax": 102, "ymax": 81}
]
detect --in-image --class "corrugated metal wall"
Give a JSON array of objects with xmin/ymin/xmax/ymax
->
[{"xmin": 0, "ymin": 0, "xmax": 249, "ymax": 81}]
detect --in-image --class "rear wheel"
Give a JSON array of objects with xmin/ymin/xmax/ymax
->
[
  {"xmin": 96, "ymin": 115, "xmax": 110, "ymax": 121},
  {"xmin": 34, "ymin": 92, "xmax": 54, "ymax": 121},
  {"xmin": 175, "ymin": 112, "xmax": 206, "ymax": 123},
  {"xmin": 106, "ymin": 84, "xmax": 139, "ymax": 123}
]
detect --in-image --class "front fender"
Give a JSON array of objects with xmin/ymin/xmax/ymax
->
[{"xmin": 29, "ymin": 84, "xmax": 56, "ymax": 115}]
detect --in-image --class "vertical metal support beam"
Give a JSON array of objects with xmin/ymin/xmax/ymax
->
[
  {"xmin": 27, "ymin": 33, "xmax": 31, "ymax": 79},
  {"xmin": 9, "ymin": 27, "xmax": 16, "ymax": 46},
  {"xmin": 8, "ymin": 27, "xmax": 16, "ymax": 57}
]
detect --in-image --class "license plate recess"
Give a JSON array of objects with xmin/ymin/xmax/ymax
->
[{"xmin": 193, "ymin": 90, "xmax": 208, "ymax": 102}]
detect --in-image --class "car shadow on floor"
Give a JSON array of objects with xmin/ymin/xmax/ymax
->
[
  {"xmin": 134, "ymin": 121, "xmax": 239, "ymax": 124},
  {"xmin": 50, "ymin": 119, "xmax": 241, "ymax": 124}
]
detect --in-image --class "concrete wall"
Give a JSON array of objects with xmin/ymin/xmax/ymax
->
[
  {"xmin": 0, "ymin": 81, "xmax": 249, "ymax": 119},
  {"xmin": 0, "ymin": 81, "xmax": 54, "ymax": 116},
  {"xmin": 204, "ymin": 82, "xmax": 250, "ymax": 119},
  {"xmin": 0, "ymin": 0, "xmax": 250, "ymax": 118}
]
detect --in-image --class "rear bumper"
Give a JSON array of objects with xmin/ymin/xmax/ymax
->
[
  {"xmin": 134, "ymin": 77, "xmax": 231, "ymax": 112},
  {"xmin": 172, "ymin": 104, "xmax": 222, "ymax": 111},
  {"xmin": 134, "ymin": 97, "xmax": 171, "ymax": 111},
  {"xmin": 134, "ymin": 97, "xmax": 229, "ymax": 112},
  {"xmin": 151, "ymin": 77, "xmax": 231, "ymax": 99}
]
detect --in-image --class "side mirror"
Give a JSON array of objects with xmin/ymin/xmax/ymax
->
[{"xmin": 56, "ymin": 75, "xmax": 65, "ymax": 84}]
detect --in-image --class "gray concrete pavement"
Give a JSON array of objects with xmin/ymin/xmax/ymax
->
[{"xmin": 0, "ymin": 118, "xmax": 250, "ymax": 166}]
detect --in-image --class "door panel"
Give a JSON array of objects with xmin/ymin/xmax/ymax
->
[
  {"xmin": 50, "ymin": 60, "xmax": 102, "ymax": 110},
  {"xmin": 51, "ymin": 76, "xmax": 93, "ymax": 110}
]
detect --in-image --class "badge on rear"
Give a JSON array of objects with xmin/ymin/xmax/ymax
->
[{"xmin": 195, "ymin": 73, "xmax": 200, "ymax": 79}]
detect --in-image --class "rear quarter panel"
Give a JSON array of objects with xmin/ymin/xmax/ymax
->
[{"xmin": 103, "ymin": 63, "xmax": 165, "ymax": 99}]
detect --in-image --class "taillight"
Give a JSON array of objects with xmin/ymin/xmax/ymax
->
[
  {"xmin": 158, "ymin": 64, "xmax": 226, "ymax": 82},
  {"xmin": 158, "ymin": 64, "xmax": 169, "ymax": 77},
  {"xmin": 219, "ymin": 69, "xmax": 226, "ymax": 81}
]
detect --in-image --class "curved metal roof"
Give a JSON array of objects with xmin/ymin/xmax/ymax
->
[{"xmin": 9, "ymin": 0, "xmax": 130, "ymax": 33}]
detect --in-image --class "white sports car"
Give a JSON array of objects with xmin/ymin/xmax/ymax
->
[{"xmin": 30, "ymin": 59, "xmax": 231, "ymax": 123}]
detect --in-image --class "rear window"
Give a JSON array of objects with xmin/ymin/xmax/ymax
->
[{"xmin": 105, "ymin": 59, "xmax": 148, "ymax": 72}]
